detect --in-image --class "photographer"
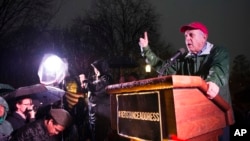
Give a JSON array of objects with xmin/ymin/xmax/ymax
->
[
  {"xmin": 79, "ymin": 59, "xmax": 114, "ymax": 141},
  {"xmin": 7, "ymin": 96, "xmax": 36, "ymax": 131}
]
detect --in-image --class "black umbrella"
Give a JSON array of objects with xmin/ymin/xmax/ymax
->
[
  {"xmin": 0, "ymin": 83, "xmax": 15, "ymax": 97},
  {"xmin": 4, "ymin": 84, "xmax": 65, "ymax": 109}
]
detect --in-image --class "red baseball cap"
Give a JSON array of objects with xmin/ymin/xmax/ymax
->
[{"xmin": 180, "ymin": 22, "xmax": 208, "ymax": 35}]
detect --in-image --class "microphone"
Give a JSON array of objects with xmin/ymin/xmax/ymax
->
[
  {"xmin": 169, "ymin": 48, "xmax": 186, "ymax": 62},
  {"xmin": 158, "ymin": 48, "xmax": 186, "ymax": 76}
]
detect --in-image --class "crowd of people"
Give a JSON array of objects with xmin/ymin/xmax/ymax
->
[
  {"xmin": 0, "ymin": 94, "xmax": 72, "ymax": 141},
  {"xmin": 0, "ymin": 58, "xmax": 123, "ymax": 141},
  {"xmin": 0, "ymin": 21, "xmax": 233, "ymax": 141}
]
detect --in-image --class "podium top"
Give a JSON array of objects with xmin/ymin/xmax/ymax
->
[{"xmin": 106, "ymin": 75, "xmax": 206, "ymax": 94}]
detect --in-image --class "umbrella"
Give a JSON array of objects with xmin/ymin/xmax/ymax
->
[
  {"xmin": 4, "ymin": 84, "xmax": 65, "ymax": 110},
  {"xmin": 0, "ymin": 83, "xmax": 15, "ymax": 97}
]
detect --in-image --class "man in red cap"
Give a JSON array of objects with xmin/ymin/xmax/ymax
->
[{"xmin": 138, "ymin": 21, "xmax": 232, "ymax": 141}]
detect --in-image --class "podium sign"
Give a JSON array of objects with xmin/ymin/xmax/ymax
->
[{"xmin": 117, "ymin": 91, "xmax": 163, "ymax": 140}]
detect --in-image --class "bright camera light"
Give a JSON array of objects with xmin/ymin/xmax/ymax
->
[
  {"xmin": 38, "ymin": 54, "xmax": 68, "ymax": 85},
  {"xmin": 43, "ymin": 55, "xmax": 62, "ymax": 73}
]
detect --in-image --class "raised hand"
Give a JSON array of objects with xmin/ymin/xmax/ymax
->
[
  {"xmin": 139, "ymin": 31, "xmax": 149, "ymax": 48},
  {"xmin": 29, "ymin": 106, "xmax": 36, "ymax": 118}
]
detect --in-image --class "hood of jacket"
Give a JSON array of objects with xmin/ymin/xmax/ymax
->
[
  {"xmin": 91, "ymin": 59, "xmax": 110, "ymax": 76},
  {"xmin": 0, "ymin": 96, "xmax": 9, "ymax": 123}
]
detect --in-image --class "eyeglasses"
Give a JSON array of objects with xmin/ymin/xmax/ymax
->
[{"xmin": 21, "ymin": 103, "xmax": 32, "ymax": 106}]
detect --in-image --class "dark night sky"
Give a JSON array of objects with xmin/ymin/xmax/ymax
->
[{"xmin": 52, "ymin": 0, "xmax": 250, "ymax": 63}]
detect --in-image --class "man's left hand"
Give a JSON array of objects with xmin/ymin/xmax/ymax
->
[{"xmin": 206, "ymin": 81, "xmax": 219, "ymax": 99}]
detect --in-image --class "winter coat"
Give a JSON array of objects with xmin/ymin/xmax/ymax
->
[
  {"xmin": 6, "ymin": 112, "xmax": 27, "ymax": 131},
  {"xmin": 142, "ymin": 42, "xmax": 231, "ymax": 104},
  {"xmin": 8, "ymin": 119, "xmax": 55, "ymax": 141},
  {"xmin": 0, "ymin": 96, "xmax": 13, "ymax": 141}
]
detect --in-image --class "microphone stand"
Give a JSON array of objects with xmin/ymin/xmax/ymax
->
[{"xmin": 158, "ymin": 59, "xmax": 174, "ymax": 77}]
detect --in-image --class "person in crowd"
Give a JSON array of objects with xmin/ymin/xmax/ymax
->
[
  {"xmin": 7, "ymin": 96, "xmax": 36, "ymax": 131},
  {"xmin": 0, "ymin": 96, "xmax": 13, "ymax": 141},
  {"xmin": 8, "ymin": 108, "xmax": 72, "ymax": 141},
  {"xmin": 70, "ymin": 97, "xmax": 90, "ymax": 141},
  {"xmin": 79, "ymin": 59, "xmax": 113, "ymax": 141},
  {"xmin": 138, "ymin": 21, "xmax": 232, "ymax": 141},
  {"xmin": 126, "ymin": 72, "xmax": 139, "ymax": 82}
]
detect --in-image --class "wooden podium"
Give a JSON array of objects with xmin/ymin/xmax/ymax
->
[{"xmin": 106, "ymin": 75, "xmax": 234, "ymax": 141}]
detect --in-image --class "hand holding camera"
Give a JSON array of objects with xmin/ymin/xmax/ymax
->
[{"xmin": 25, "ymin": 105, "xmax": 37, "ymax": 119}]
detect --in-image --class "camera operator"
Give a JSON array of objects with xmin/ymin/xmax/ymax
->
[
  {"xmin": 7, "ymin": 96, "xmax": 36, "ymax": 131},
  {"xmin": 79, "ymin": 59, "xmax": 114, "ymax": 141}
]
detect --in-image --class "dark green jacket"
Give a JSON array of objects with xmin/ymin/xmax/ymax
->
[{"xmin": 142, "ymin": 42, "xmax": 231, "ymax": 104}]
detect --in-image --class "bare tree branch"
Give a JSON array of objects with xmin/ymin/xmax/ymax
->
[{"xmin": 71, "ymin": 0, "xmax": 170, "ymax": 59}]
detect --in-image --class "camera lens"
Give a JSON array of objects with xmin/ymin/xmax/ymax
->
[{"xmin": 33, "ymin": 106, "xmax": 38, "ymax": 112}]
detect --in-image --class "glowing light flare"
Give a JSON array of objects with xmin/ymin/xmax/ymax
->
[
  {"xmin": 38, "ymin": 54, "xmax": 68, "ymax": 85},
  {"xmin": 43, "ymin": 55, "xmax": 62, "ymax": 73}
]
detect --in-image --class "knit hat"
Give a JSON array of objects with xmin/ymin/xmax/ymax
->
[
  {"xmin": 50, "ymin": 109, "xmax": 72, "ymax": 127},
  {"xmin": 180, "ymin": 22, "xmax": 208, "ymax": 35}
]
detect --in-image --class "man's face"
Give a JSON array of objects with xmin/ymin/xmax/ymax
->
[
  {"xmin": 47, "ymin": 119, "xmax": 65, "ymax": 136},
  {"xmin": 184, "ymin": 29, "xmax": 207, "ymax": 54},
  {"xmin": 79, "ymin": 74, "xmax": 87, "ymax": 88},
  {"xmin": 0, "ymin": 105, "xmax": 5, "ymax": 117},
  {"xmin": 16, "ymin": 98, "xmax": 33, "ymax": 113}
]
